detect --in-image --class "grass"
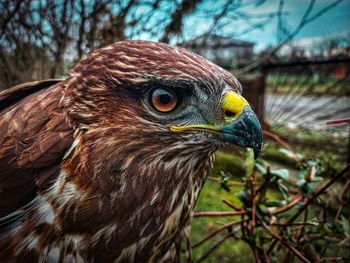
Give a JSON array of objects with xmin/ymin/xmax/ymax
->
[{"xmin": 190, "ymin": 180, "xmax": 254, "ymax": 263}]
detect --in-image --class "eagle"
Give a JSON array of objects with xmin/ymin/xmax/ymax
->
[{"xmin": 0, "ymin": 40, "xmax": 262, "ymax": 262}]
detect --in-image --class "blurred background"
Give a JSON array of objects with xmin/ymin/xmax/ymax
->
[{"xmin": 1, "ymin": 0, "xmax": 350, "ymax": 262}]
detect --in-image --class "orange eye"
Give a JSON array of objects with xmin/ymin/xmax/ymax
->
[{"xmin": 150, "ymin": 88, "xmax": 177, "ymax": 113}]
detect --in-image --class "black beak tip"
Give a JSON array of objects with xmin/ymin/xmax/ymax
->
[{"xmin": 222, "ymin": 107, "xmax": 263, "ymax": 158}]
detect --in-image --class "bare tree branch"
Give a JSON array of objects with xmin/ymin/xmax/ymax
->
[
  {"xmin": 160, "ymin": 0, "xmax": 202, "ymax": 43},
  {"xmin": 236, "ymin": 0, "xmax": 344, "ymax": 74}
]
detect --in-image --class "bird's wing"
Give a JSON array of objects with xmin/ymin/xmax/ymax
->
[
  {"xmin": 0, "ymin": 80, "xmax": 74, "ymax": 218},
  {"xmin": 0, "ymin": 79, "xmax": 61, "ymax": 111}
]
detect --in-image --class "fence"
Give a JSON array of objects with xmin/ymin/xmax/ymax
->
[{"xmin": 241, "ymin": 58, "xmax": 350, "ymax": 166}]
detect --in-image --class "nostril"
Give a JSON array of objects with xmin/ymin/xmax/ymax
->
[{"xmin": 225, "ymin": 110, "xmax": 236, "ymax": 118}]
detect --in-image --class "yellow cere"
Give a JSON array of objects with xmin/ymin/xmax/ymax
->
[
  {"xmin": 222, "ymin": 91, "xmax": 249, "ymax": 122},
  {"xmin": 170, "ymin": 91, "xmax": 250, "ymax": 132}
]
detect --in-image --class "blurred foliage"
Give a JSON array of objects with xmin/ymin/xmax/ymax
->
[{"xmin": 266, "ymin": 74, "xmax": 350, "ymax": 96}]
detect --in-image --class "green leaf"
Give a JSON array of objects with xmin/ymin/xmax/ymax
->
[
  {"xmin": 277, "ymin": 180, "xmax": 289, "ymax": 193},
  {"xmin": 310, "ymin": 176, "xmax": 323, "ymax": 182},
  {"xmin": 219, "ymin": 170, "xmax": 227, "ymax": 179},
  {"xmin": 297, "ymin": 179, "xmax": 313, "ymax": 195},
  {"xmin": 220, "ymin": 183, "xmax": 231, "ymax": 192},
  {"xmin": 239, "ymin": 191, "xmax": 250, "ymax": 204},
  {"xmin": 294, "ymin": 201, "xmax": 305, "ymax": 209},
  {"xmin": 265, "ymin": 200, "xmax": 284, "ymax": 207},
  {"xmin": 256, "ymin": 228, "xmax": 264, "ymax": 240},
  {"xmin": 277, "ymin": 180, "xmax": 289, "ymax": 201},
  {"xmin": 279, "ymin": 148, "xmax": 297, "ymax": 160},
  {"xmin": 298, "ymin": 170, "xmax": 307, "ymax": 180},
  {"xmin": 296, "ymin": 153, "xmax": 303, "ymax": 159},
  {"xmin": 271, "ymin": 169, "xmax": 289, "ymax": 181},
  {"xmin": 339, "ymin": 215, "xmax": 350, "ymax": 235},
  {"xmin": 306, "ymin": 160, "xmax": 317, "ymax": 167},
  {"xmin": 255, "ymin": 163, "xmax": 267, "ymax": 174}
]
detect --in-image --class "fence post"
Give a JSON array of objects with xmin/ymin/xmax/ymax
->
[
  {"xmin": 240, "ymin": 71, "xmax": 266, "ymax": 128},
  {"xmin": 256, "ymin": 74, "xmax": 266, "ymax": 128}
]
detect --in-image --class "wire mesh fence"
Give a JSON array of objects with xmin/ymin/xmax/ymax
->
[{"xmin": 262, "ymin": 58, "xmax": 349, "ymax": 167}]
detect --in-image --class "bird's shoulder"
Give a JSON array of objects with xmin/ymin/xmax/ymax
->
[{"xmin": 0, "ymin": 79, "xmax": 74, "ymax": 218}]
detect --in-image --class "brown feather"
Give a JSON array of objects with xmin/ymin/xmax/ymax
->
[
  {"xmin": 0, "ymin": 81, "xmax": 74, "ymax": 217},
  {"xmin": 0, "ymin": 41, "xmax": 245, "ymax": 262}
]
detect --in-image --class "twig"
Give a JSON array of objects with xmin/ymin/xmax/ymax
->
[
  {"xmin": 0, "ymin": 0, "xmax": 26, "ymax": 38},
  {"xmin": 256, "ymin": 166, "xmax": 271, "ymax": 201},
  {"xmin": 269, "ymin": 195, "xmax": 303, "ymax": 215},
  {"xmin": 288, "ymin": 163, "xmax": 350, "ymax": 223},
  {"xmin": 296, "ymin": 206, "xmax": 309, "ymax": 253},
  {"xmin": 263, "ymin": 130, "xmax": 296, "ymax": 157},
  {"xmin": 335, "ymin": 179, "xmax": 350, "ymax": 221},
  {"xmin": 261, "ymin": 221, "xmax": 311, "ymax": 263},
  {"xmin": 193, "ymin": 211, "xmax": 246, "ymax": 217},
  {"xmin": 270, "ymin": 221, "xmax": 318, "ymax": 227},
  {"xmin": 236, "ymin": 0, "xmax": 344, "ymax": 74},
  {"xmin": 207, "ymin": 176, "xmax": 245, "ymax": 186},
  {"xmin": 253, "ymin": 247, "xmax": 262, "ymax": 263},
  {"xmin": 317, "ymin": 256, "xmax": 348, "ymax": 262},
  {"xmin": 222, "ymin": 198, "xmax": 243, "ymax": 211}
]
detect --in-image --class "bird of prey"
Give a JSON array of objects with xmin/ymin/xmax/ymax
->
[{"xmin": 0, "ymin": 40, "xmax": 262, "ymax": 262}]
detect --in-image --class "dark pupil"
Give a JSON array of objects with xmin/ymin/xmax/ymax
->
[{"xmin": 158, "ymin": 92, "xmax": 171, "ymax": 105}]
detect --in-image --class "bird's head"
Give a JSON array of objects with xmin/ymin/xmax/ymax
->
[{"xmin": 62, "ymin": 41, "xmax": 262, "ymax": 172}]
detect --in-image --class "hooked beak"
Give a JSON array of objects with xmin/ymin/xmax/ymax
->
[
  {"xmin": 170, "ymin": 91, "xmax": 263, "ymax": 159},
  {"xmin": 220, "ymin": 106, "xmax": 262, "ymax": 158}
]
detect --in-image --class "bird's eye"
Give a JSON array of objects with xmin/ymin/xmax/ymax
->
[{"xmin": 149, "ymin": 87, "xmax": 177, "ymax": 113}]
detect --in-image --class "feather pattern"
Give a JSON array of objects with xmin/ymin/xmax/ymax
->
[{"xmin": 0, "ymin": 40, "xmax": 243, "ymax": 262}]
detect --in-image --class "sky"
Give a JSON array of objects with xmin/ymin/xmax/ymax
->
[
  {"xmin": 27, "ymin": 0, "xmax": 350, "ymax": 53},
  {"xmin": 182, "ymin": 0, "xmax": 350, "ymax": 51},
  {"xmin": 232, "ymin": 0, "xmax": 350, "ymax": 50}
]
